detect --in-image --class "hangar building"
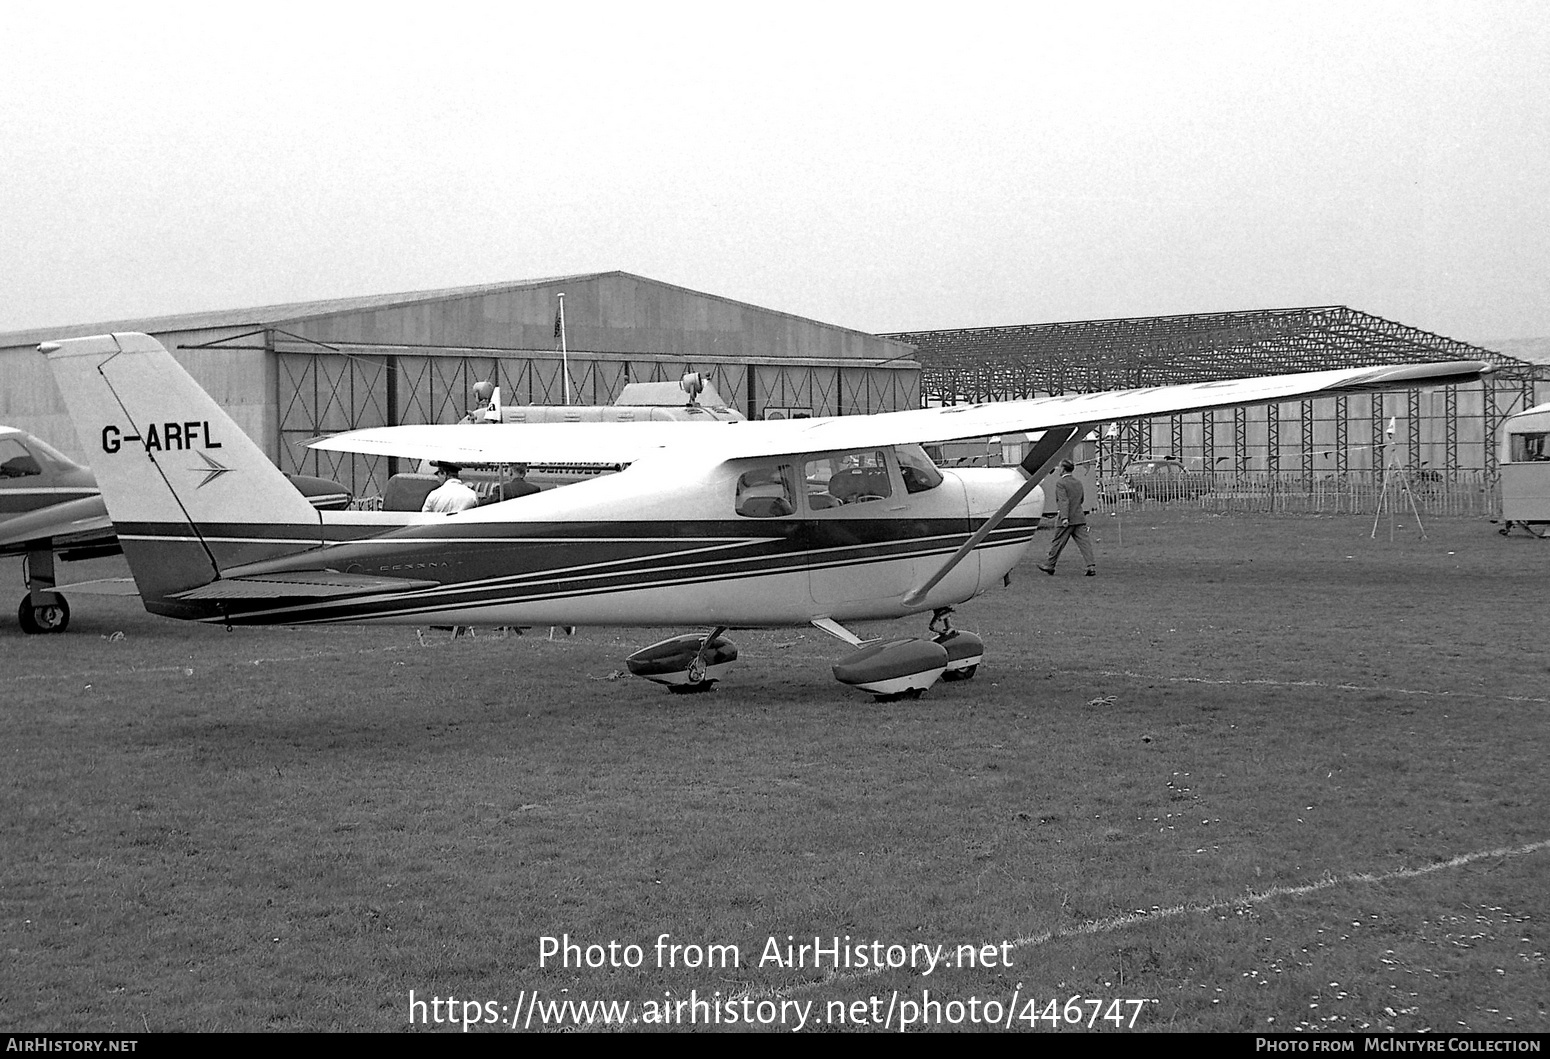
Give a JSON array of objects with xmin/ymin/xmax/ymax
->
[{"xmin": 0, "ymin": 272, "xmax": 920, "ymax": 498}]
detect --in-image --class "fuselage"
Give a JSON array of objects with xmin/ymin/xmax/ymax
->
[{"xmin": 130, "ymin": 449, "xmax": 1043, "ymax": 628}]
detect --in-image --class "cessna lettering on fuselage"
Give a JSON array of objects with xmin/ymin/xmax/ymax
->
[
  {"xmin": 101, "ymin": 421, "xmax": 223, "ymax": 454},
  {"xmin": 40, "ymin": 331, "xmax": 1491, "ymax": 699}
]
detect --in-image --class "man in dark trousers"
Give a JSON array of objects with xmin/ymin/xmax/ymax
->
[{"xmin": 1038, "ymin": 459, "xmax": 1095, "ymax": 576}]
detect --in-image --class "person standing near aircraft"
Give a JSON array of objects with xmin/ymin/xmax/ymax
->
[
  {"xmin": 422, "ymin": 463, "xmax": 479, "ymax": 513},
  {"xmin": 1038, "ymin": 459, "xmax": 1095, "ymax": 577}
]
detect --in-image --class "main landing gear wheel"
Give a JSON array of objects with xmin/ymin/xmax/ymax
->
[
  {"xmin": 18, "ymin": 594, "xmax": 70, "ymax": 635},
  {"xmin": 667, "ymin": 651, "xmax": 717, "ymax": 695},
  {"xmin": 626, "ymin": 629, "xmax": 739, "ymax": 692},
  {"xmin": 815, "ymin": 614, "xmax": 977, "ymax": 700},
  {"xmin": 832, "ymin": 639, "xmax": 947, "ymax": 699}
]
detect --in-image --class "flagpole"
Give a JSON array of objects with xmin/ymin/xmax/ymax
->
[{"xmin": 557, "ymin": 292, "xmax": 571, "ymax": 406}]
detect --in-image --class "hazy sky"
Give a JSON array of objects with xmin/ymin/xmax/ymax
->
[{"xmin": 3, "ymin": 1, "xmax": 1547, "ymax": 345}]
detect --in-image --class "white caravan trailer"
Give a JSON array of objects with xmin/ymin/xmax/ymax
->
[{"xmin": 1498, "ymin": 402, "xmax": 1550, "ymax": 537}]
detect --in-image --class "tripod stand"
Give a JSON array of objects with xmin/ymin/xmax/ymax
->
[{"xmin": 1370, "ymin": 449, "xmax": 1428, "ymax": 541}]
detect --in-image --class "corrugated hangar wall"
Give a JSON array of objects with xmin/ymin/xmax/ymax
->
[{"xmin": 0, "ymin": 273, "xmax": 920, "ymax": 498}]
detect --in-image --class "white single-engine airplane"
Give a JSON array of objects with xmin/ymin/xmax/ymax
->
[{"xmin": 40, "ymin": 332, "xmax": 1489, "ymax": 697}]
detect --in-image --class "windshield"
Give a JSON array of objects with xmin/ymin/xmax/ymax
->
[
  {"xmin": 0, "ymin": 437, "xmax": 41, "ymax": 478},
  {"xmin": 896, "ymin": 444, "xmax": 943, "ymax": 493}
]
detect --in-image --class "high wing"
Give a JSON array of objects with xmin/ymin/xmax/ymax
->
[{"xmin": 310, "ymin": 361, "xmax": 1492, "ymax": 465}]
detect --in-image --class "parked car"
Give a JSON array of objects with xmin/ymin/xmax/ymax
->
[
  {"xmin": 1095, "ymin": 474, "xmax": 1135, "ymax": 503},
  {"xmin": 1125, "ymin": 459, "xmax": 1209, "ymax": 501}
]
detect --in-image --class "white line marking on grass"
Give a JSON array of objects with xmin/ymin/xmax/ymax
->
[
  {"xmin": 1006, "ymin": 838, "xmax": 1550, "ymax": 953},
  {"xmin": 1084, "ymin": 669, "xmax": 1550, "ymax": 705},
  {"xmin": 757, "ymin": 839, "xmax": 1550, "ymax": 1000}
]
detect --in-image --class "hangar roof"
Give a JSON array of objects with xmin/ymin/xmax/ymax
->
[
  {"xmin": 0, "ymin": 271, "xmax": 896, "ymax": 351},
  {"xmin": 0, "ymin": 275, "xmax": 581, "ymax": 347},
  {"xmin": 884, "ymin": 306, "xmax": 1543, "ymax": 398}
]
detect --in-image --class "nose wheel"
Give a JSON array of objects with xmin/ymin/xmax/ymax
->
[
  {"xmin": 930, "ymin": 608, "xmax": 982, "ymax": 682},
  {"xmin": 18, "ymin": 593, "xmax": 70, "ymax": 634}
]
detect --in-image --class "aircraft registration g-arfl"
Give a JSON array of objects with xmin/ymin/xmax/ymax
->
[{"xmin": 40, "ymin": 332, "xmax": 1490, "ymax": 698}]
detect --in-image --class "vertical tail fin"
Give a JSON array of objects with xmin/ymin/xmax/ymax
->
[{"xmin": 39, "ymin": 332, "xmax": 322, "ymax": 612}]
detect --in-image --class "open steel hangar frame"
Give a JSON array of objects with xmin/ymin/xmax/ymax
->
[{"xmin": 885, "ymin": 306, "xmax": 1548, "ymax": 484}]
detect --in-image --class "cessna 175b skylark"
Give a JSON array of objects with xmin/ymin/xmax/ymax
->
[{"xmin": 40, "ymin": 332, "xmax": 1489, "ymax": 697}]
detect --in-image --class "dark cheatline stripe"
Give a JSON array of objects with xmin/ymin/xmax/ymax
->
[
  {"xmin": 116, "ymin": 520, "xmax": 380, "ymax": 544},
  {"xmin": 187, "ymin": 520, "xmax": 1040, "ymax": 625}
]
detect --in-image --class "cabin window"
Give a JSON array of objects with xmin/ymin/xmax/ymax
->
[
  {"xmin": 1508, "ymin": 432, "xmax": 1548, "ymax": 462},
  {"xmin": 735, "ymin": 463, "xmax": 798, "ymax": 518},
  {"xmin": 896, "ymin": 444, "xmax": 944, "ymax": 493},
  {"xmin": 0, "ymin": 438, "xmax": 41, "ymax": 478},
  {"xmin": 805, "ymin": 450, "xmax": 893, "ymax": 508}
]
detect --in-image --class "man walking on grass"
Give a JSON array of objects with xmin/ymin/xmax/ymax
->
[{"xmin": 1037, "ymin": 459, "xmax": 1095, "ymax": 577}]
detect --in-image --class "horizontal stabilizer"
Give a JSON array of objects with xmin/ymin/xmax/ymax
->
[
  {"xmin": 56, "ymin": 577, "xmax": 140, "ymax": 596},
  {"xmin": 171, "ymin": 571, "xmax": 439, "ymax": 601}
]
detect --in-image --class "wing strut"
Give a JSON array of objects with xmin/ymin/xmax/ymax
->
[{"xmin": 901, "ymin": 423, "xmax": 1089, "ymax": 608}]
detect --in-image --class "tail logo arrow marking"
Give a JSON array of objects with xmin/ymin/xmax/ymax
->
[{"xmin": 193, "ymin": 450, "xmax": 233, "ymax": 488}]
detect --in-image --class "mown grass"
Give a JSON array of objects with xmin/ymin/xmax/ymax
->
[{"xmin": 1, "ymin": 510, "xmax": 1546, "ymax": 1032}]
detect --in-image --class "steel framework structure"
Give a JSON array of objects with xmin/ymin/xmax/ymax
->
[{"xmin": 886, "ymin": 306, "xmax": 1546, "ymax": 479}]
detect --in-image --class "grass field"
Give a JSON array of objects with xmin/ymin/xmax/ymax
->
[{"xmin": 3, "ymin": 510, "xmax": 1547, "ymax": 1033}]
